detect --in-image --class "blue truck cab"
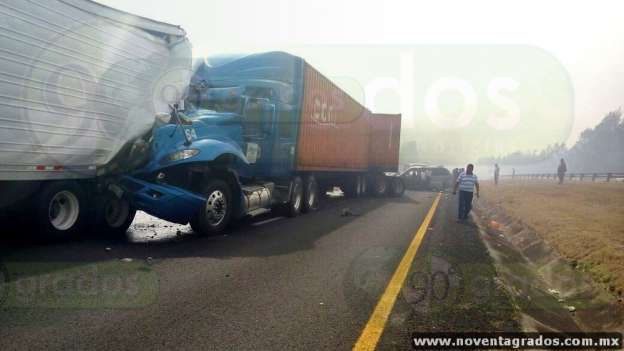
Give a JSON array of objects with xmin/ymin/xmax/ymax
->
[{"xmin": 120, "ymin": 52, "xmax": 307, "ymax": 234}]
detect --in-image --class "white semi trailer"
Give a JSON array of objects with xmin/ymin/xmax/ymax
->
[{"xmin": 0, "ymin": 0, "xmax": 192, "ymax": 239}]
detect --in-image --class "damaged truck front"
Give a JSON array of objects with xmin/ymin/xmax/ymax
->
[{"xmin": 119, "ymin": 52, "xmax": 405, "ymax": 236}]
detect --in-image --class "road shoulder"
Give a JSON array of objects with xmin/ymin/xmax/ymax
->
[{"xmin": 376, "ymin": 192, "xmax": 521, "ymax": 350}]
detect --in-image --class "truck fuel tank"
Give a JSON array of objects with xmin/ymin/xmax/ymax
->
[{"xmin": 241, "ymin": 183, "xmax": 274, "ymax": 213}]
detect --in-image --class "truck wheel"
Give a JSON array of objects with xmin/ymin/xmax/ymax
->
[
  {"xmin": 355, "ymin": 176, "xmax": 363, "ymax": 197},
  {"xmin": 285, "ymin": 176, "xmax": 303, "ymax": 217},
  {"xmin": 389, "ymin": 177, "xmax": 405, "ymax": 197},
  {"xmin": 360, "ymin": 175, "xmax": 368, "ymax": 196},
  {"xmin": 34, "ymin": 181, "xmax": 86, "ymax": 241},
  {"xmin": 302, "ymin": 175, "xmax": 319, "ymax": 213},
  {"xmin": 194, "ymin": 179, "xmax": 232, "ymax": 235},
  {"xmin": 97, "ymin": 192, "xmax": 136, "ymax": 238},
  {"xmin": 372, "ymin": 175, "xmax": 388, "ymax": 197}
]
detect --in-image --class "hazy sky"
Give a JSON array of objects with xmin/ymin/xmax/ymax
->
[{"xmin": 98, "ymin": 0, "xmax": 624, "ymax": 149}]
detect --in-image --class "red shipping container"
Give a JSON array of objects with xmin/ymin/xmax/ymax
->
[
  {"xmin": 368, "ymin": 113, "xmax": 401, "ymax": 172},
  {"xmin": 296, "ymin": 63, "xmax": 370, "ymax": 172}
]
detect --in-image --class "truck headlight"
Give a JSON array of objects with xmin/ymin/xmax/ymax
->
[{"xmin": 165, "ymin": 149, "xmax": 200, "ymax": 162}]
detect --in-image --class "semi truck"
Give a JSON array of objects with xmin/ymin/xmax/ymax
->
[
  {"xmin": 119, "ymin": 51, "xmax": 405, "ymax": 236},
  {"xmin": 0, "ymin": 0, "xmax": 192, "ymax": 239}
]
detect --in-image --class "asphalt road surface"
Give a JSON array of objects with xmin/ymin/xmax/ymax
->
[{"xmin": 0, "ymin": 191, "xmax": 517, "ymax": 350}]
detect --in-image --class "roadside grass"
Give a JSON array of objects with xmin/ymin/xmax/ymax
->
[{"xmin": 481, "ymin": 180, "xmax": 624, "ymax": 297}]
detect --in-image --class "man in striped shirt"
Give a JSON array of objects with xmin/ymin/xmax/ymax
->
[{"xmin": 452, "ymin": 164, "xmax": 480, "ymax": 221}]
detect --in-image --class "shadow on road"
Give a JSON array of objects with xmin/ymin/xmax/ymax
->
[{"xmin": 0, "ymin": 193, "xmax": 417, "ymax": 281}]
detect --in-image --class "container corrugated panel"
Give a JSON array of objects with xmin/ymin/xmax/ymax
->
[
  {"xmin": 369, "ymin": 113, "xmax": 401, "ymax": 172},
  {"xmin": 0, "ymin": 0, "xmax": 191, "ymax": 180},
  {"xmin": 296, "ymin": 63, "xmax": 369, "ymax": 171}
]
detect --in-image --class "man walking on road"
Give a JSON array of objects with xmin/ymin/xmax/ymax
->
[
  {"xmin": 557, "ymin": 158, "xmax": 567, "ymax": 184},
  {"xmin": 453, "ymin": 164, "xmax": 480, "ymax": 221},
  {"xmin": 494, "ymin": 163, "xmax": 500, "ymax": 185}
]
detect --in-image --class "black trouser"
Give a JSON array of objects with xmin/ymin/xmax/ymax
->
[{"xmin": 458, "ymin": 190, "xmax": 473, "ymax": 220}]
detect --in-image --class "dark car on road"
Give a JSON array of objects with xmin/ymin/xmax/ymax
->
[{"xmin": 400, "ymin": 166, "xmax": 453, "ymax": 190}]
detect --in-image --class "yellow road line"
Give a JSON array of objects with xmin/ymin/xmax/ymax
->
[{"xmin": 352, "ymin": 192, "xmax": 442, "ymax": 351}]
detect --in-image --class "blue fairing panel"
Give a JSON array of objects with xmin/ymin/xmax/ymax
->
[
  {"xmin": 119, "ymin": 176, "xmax": 206, "ymax": 224},
  {"xmin": 120, "ymin": 175, "xmax": 247, "ymax": 224},
  {"xmin": 184, "ymin": 138, "xmax": 248, "ymax": 165},
  {"xmin": 142, "ymin": 134, "xmax": 248, "ymax": 174}
]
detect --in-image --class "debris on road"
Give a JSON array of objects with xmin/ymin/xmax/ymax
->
[
  {"xmin": 548, "ymin": 288, "xmax": 560, "ymax": 296},
  {"xmin": 120, "ymin": 258, "xmax": 133, "ymax": 263},
  {"xmin": 341, "ymin": 208, "xmax": 354, "ymax": 217},
  {"xmin": 566, "ymin": 305, "xmax": 576, "ymax": 313}
]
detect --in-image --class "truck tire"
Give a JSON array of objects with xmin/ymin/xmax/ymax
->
[
  {"xmin": 96, "ymin": 192, "xmax": 136, "ymax": 238},
  {"xmin": 360, "ymin": 175, "xmax": 368, "ymax": 196},
  {"xmin": 302, "ymin": 175, "xmax": 319, "ymax": 213},
  {"xmin": 371, "ymin": 175, "xmax": 388, "ymax": 197},
  {"xmin": 355, "ymin": 175, "xmax": 363, "ymax": 197},
  {"xmin": 193, "ymin": 179, "xmax": 232, "ymax": 235},
  {"xmin": 389, "ymin": 177, "xmax": 405, "ymax": 197},
  {"xmin": 33, "ymin": 181, "xmax": 86, "ymax": 241},
  {"xmin": 285, "ymin": 176, "xmax": 303, "ymax": 217}
]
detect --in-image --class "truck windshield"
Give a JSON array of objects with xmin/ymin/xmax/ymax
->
[{"xmin": 186, "ymin": 86, "xmax": 243, "ymax": 114}]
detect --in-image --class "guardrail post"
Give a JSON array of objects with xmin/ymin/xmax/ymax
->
[
  {"xmin": 607, "ymin": 173, "xmax": 612, "ymax": 182},
  {"xmin": 580, "ymin": 173, "xmax": 584, "ymax": 181},
  {"xmin": 592, "ymin": 173, "xmax": 597, "ymax": 181}
]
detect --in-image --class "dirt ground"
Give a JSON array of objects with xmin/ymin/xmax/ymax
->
[{"xmin": 480, "ymin": 180, "xmax": 624, "ymax": 297}]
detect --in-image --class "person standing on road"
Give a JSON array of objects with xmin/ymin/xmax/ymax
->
[
  {"xmin": 453, "ymin": 164, "xmax": 480, "ymax": 221},
  {"xmin": 452, "ymin": 168, "xmax": 459, "ymax": 187},
  {"xmin": 494, "ymin": 164, "xmax": 500, "ymax": 185},
  {"xmin": 557, "ymin": 158, "xmax": 567, "ymax": 184}
]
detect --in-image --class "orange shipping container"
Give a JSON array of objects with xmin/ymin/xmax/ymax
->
[
  {"xmin": 368, "ymin": 114, "xmax": 401, "ymax": 172},
  {"xmin": 296, "ymin": 63, "xmax": 370, "ymax": 172}
]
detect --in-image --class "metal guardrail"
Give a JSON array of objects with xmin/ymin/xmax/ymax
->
[{"xmin": 502, "ymin": 173, "xmax": 624, "ymax": 182}]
